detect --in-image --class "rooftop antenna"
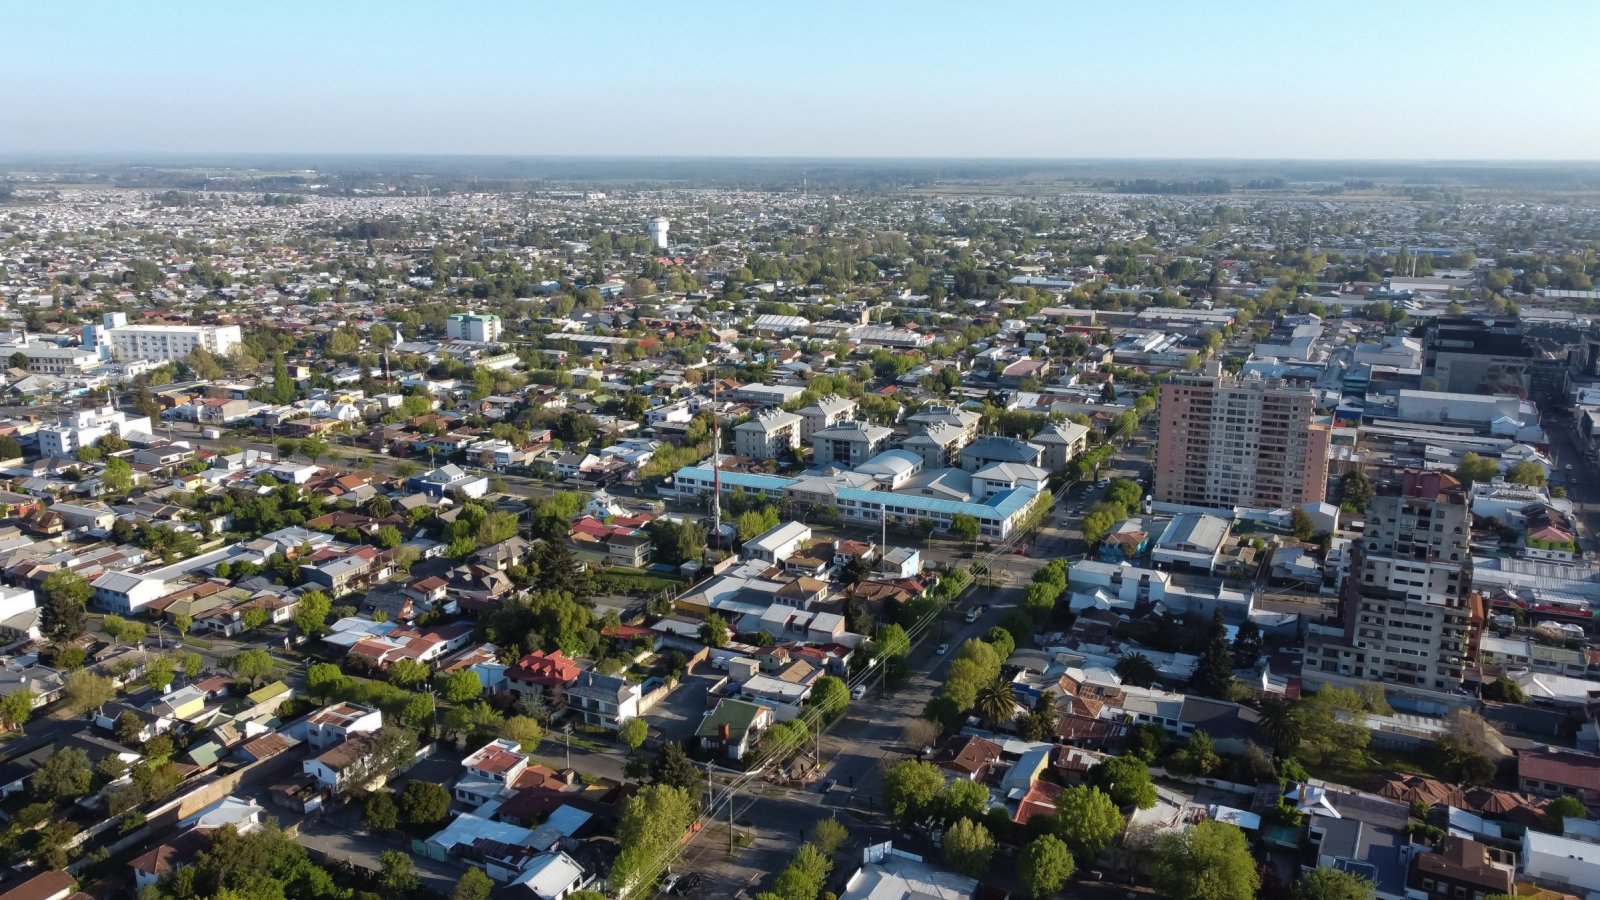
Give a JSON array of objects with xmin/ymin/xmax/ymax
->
[{"xmin": 711, "ymin": 380, "xmax": 721, "ymax": 549}]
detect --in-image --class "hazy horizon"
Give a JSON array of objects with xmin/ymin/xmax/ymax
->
[{"xmin": 7, "ymin": 0, "xmax": 1600, "ymax": 161}]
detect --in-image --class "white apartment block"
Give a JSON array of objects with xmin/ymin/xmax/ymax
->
[
  {"xmin": 37, "ymin": 406, "xmax": 153, "ymax": 457},
  {"xmin": 108, "ymin": 324, "xmax": 241, "ymax": 363},
  {"xmin": 447, "ymin": 313, "xmax": 503, "ymax": 343}
]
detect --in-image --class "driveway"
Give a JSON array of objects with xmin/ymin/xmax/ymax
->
[
  {"xmin": 645, "ymin": 673, "xmax": 716, "ymax": 743},
  {"xmin": 296, "ymin": 813, "xmax": 464, "ymax": 896}
]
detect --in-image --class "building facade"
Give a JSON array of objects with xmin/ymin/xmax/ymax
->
[
  {"xmin": 1304, "ymin": 471, "xmax": 1476, "ymax": 712},
  {"xmin": 446, "ymin": 313, "xmax": 503, "ymax": 343},
  {"xmin": 1154, "ymin": 364, "xmax": 1330, "ymax": 510},
  {"xmin": 108, "ymin": 324, "xmax": 241, "ymax": 363}
]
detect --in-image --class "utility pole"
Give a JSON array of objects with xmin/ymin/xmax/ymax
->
[{"xmin": 727, "ymin": 781, "xmax": 736, "ymax": 854}]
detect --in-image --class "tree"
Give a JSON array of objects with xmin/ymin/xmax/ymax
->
[
  {"xmin": 440, "ymin": 668, "xmax": 484, "ymax": 703},
  {"xmin": 1053, "ymin": 786, "xmax": 1124, "ymax": 861},
  {"xmin": 64, "ymin": 670, "xmax": 115, "ymax": 713},
  {"xmin": 294, "ymin": 589, "xmax": 332, "ymax": 637},
  {"xmin": 144, "ymin": 656, "xmax": 175, "ymax": 693},
  {"xmin": 1455, "ymin": 452, "xmax": 1499, "ymax": 489},
  {"xmin": 1018, "ymin": 834, "xmax": 1074, "ymax": 898},
  {"xmin": 501, "ymin": 715, "xmax": 544, "ymax": 751},
  {"xmin": 949, "ymin": 513, "xmax": 980, "ymax": 544},
  {"xmin": 1115, "ymin": 653, "xmax": 1158, "ymax": 688},
  {"xmin": 363, "ymin": 790, "xmax": 399, "ymax": 831},
  {"xmin": 399, "ymin": 780, "xmax": 452, "ymax": 827},
  {"xmin": 974, "ymin": 679, "xmax": 1018, "ymax": 728},
  {"xmin": 941, "ymin": 778, "xmax": 992, "ymax": 824},
  {"xmin": 301, "ymin": 435, "xmax": 329, "ymax": 463},
  {"xmin": 175, "ymin": 650, "xmax": 203, "ymax": 679},
  {"xmin": 453, "ymin": 867, "xmax": 494, "ymax": 900},
  {"xmin": 1022, "ymin": 581, "xmax": 1058, "ymax": 622},
  {"xmin": 40, "ymin": 570, "xmax": 92, "ymax": 642},
  {"xmin": 387, "ymin": 658, "xmax": 429, "ymax": 688},
  {"xmin": 1339, "ymin": 470, "xmax": 1373, "ymax": 511},
  {"xmin": 618, "ymin": 717, "xmax": 648, "ymax": 752},
  {"xmin": 651, "ymin": 742, "xmax": 704, "ymax": 792},
  {"xmin": 1290, "ymin": 506, "xmax": 1316, "ymax": 541},
  {"xmin": 32, "ymin": 747, "xmax": 92, "ymax": 801},
  {"xmin": 1541, "ymin": 795, "xmax": 1587, "ymax": 834},
  {"xmin": 174, "ymin": 612, "xmax": 194, "ymax": 635},
  {"xmin": 0, "ymin": 688, "xmax": 32, "ymax": 731},
  {"xmin": 227, "ymin": 649, "xmax": 275, "ymax": 687},
  {"xmin": 812, "ymin": 816, "xmax": 848, "ymax": 854},
  {"xmin": 1300, "ymin": 688, "xmax": 1371, "ymax": 768},
  {"xmin": 1258, "ymin": 698, "xmax": 1306, "ymax": 758},
  {"xmin": 1507, "ymin": 459, "xmax": 1547, "ymax": 487},
  {"xmin": 101, "ymin": 454, "xmax": 134, "ymax": 495},
  {"xmin": 1291, "ymin": 866, "xmax": 1376, "ymax": 900},
  {"xmin": 1087, "ymin": 755, "xmax": 1157, "ymax": 810},
  {"xmin": 1191, "ymin": 610, "xmax": 1235, "ymax": 699},
  {"xmin": 377, "ymin": 850, "xmax": 417, "ymax": 893},
  {"xmin": 944, "ymin": 818, "xmax": 995, "ymax": 878},
  {"xmin": 374, "ymin": 525, "xmax": 403, "ymax": 550},
  {"xmin": 808, "ymin": 675, "xmax": 850, "ymax": 721},
  {"xmin": 883, "ymin": 758, "xmax": 945, "ymax": 822},
  {"xmin": 306, "ymin": 662, "xmax": 348, "ymax": 700},
  {"xmin": 700, "ymin": 612, "xmax": 729, "ymax": 648},
  {"xmin": 1152, "ymin": 820, "xmax": 1259, "ymax": 900}
]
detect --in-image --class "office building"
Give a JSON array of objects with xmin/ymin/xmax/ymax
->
[
  {"xmin": 1421, "ymin": 315, "xmax": 1536, "ymax": 395},
  {"xmin": 446, "ymin": 313, "xmax": 503, "ymax": 343},
  {"xmin": 1304, "ymin": 470, "xmax": 1476, "ymax": 711},
  {"xmin": 1154, "ymin": 363, "xmax": 1330, "ymax": 511},
  {"xmin": 108, "ymin": 324, "xmax": 241, "ymax": 363}
]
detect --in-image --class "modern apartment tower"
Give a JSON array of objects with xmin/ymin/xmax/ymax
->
[
  {"xmin": 1153, "ymin": 362, "xmax": 1331, "ymax": 511},
  {"xmin": 1304, "ymin": 470, "xmax": 1477, "ymax": 711},
  {"xmin": 649, "ymin": 217, "xmax": 670, "ymax": 249}
]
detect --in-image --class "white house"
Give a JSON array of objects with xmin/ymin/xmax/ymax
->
[
  {"xmin": 743, "ymin": 521, "xmax": 812, "ymax": 564},
  {"xmin": 303, "ymin": 702, "xmax": 382, "ymax": 750},
  {"xmin": 92, "ymin": 572, "xmax": 167, "ymax": 614},
  {"xmin": 1520, "ymin": 829, "xmax": 1600, "ymax": 895},
  {"xmin": 507, "ymin": 851, "xmax": 589, "ymax": 900}
]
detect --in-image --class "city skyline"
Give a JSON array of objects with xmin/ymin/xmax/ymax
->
[{"xmin": 6, "ymin": 0, "xmax": 1600, "ymax": 160}]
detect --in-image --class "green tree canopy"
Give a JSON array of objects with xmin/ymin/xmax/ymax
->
[
  {"xmin": 1152, "ymin": 820, "xmax": 1260, "ymax": 900},
  {"xmin": 1018, "ymin": 834, "xmax": 1075, "ymax": 898}
]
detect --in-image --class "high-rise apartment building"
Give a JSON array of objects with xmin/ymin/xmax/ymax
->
[
  {"xmin": 1153, "ymin": 363, "xmax": 1330, "ymax": 510},
  {"xmin": 1304, "ymin": 470, "xmax": 1477, "ymax": 709}
]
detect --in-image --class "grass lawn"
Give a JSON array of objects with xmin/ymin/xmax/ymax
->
[{"xmin": 1300, "ymin": 746, "xmax": 1451, "ymax": 788}]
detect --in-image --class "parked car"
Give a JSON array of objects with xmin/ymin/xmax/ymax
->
[{"xmin": 851, "ymin": 684, "xmax": 867, "ymax": 700}]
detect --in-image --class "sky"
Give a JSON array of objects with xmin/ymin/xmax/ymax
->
[{"xmin": 4, "ymin": 0, "xmax": 1600, "ymax": 160}]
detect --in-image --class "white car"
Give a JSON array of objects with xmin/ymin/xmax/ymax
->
[
  {"xmin": 935, "ymin": 643, "xmax": 949, "ymax": 655},
  {"xmin": 851, "ymin": 684, "xmax": 867, "ymax": 700}
]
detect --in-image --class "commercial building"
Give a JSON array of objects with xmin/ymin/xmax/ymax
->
[
  {"xmin": 446, "ymin": 313, "xmax": 503, "ymax": 343},
  {"xmin": 108, "ymin": 324, "xmax": 241, "ymax": 363},
  {"xmin": 1421, "ymin": 315, "xmax": 1537, "ymax": 396},
  {"xmin": 1154, "ymin": 363, "xmax": 1330, "ymax": 511},
  {"xmin": 1304, "ymin": 471, "xmax": 1476, "ymax": 712}
]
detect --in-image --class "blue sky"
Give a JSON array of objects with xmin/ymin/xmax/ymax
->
[{"xmin": 4, "ymin": 0, "xmax": 1599, "ymax": 159}]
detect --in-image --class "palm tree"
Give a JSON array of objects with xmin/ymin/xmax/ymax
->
[
  {"xmin": 1258, "ymin": 698, "xmax": 1304, "ymax": 757},
  {"xmin": 974, "ymin": 679, "xmax": 1019, "ymax": 728}
]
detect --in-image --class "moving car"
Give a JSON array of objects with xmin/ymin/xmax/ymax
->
[{"xmin": 935, "ymin": 643, "xmax": 949, "ymax": 655}]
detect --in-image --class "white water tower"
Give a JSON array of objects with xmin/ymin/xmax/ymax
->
[{"xmin": 649, "ymin": 216, "xmax": 670, "ymax": 249}]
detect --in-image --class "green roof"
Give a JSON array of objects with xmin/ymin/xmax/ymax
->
[
  {"xmin": 695, "ymin": 698, "xmax": 767, "ymax": 739},
  {"xmin": 247, "ymin": 681, "xmax": 290, "ymax": 703}
]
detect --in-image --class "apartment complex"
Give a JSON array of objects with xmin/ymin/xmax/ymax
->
[
  {"xmin": 1305, "ymin": 470, "xmax": 1476, "ymax": 711},
  {"xmin": 108, "ymin": 324, "xmax": 241, "ymax": 363},
  {"xmin": 734, "ymin": 409, "xmax": 802, "ymax": 460},
  {"xmin": 1153, "ymin": 364, "xmax": 1330, "ymax": 511},
  {"xmin": 446, "ymin": 313, "xmax": 503, "ymax": 343},
  {"xmin": 37, "ymin": 406, "xmax": 154, "ymax": 457}
]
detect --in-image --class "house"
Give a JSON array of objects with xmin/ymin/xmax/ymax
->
[
  {"xmin": 743, "ymin": 521, "xmax": 812, "ymax": 564},
  {"xmin": 506, "ymin": 851, "xmax": 589, "ymax": 900},
  {"xmin": 304, "ymin": 702, "xmax": 382, "ymax": 751},
  {"xmin": 695, "ymin": 698, "xmax": 773, "ymax": 760},
  {"xmin": 457, "ymin": 738, "xmax": 531, "ymax": 807},
  {"xmin": 0, "ymin": 871, "xmax": 76, "ymax": 900},
  {"xmin": 1406, "ymin": 836, "xmax": 1514, "ymax": 900},
  {"xmin": 839, "ymin": 845, "xmax": 978, "ymax": 900},
  {"xmin": 934, "ymin": 734, "xmax": 1003, "ymax": 780},
  {"xmin": 1307, "ymin": 814, "xmax": 1409, "ymax": 900},
  {"xmin": 413, "ymin": 464, "xmax": 488, "ymax": 499},
  {"xmin": 506, "ymin": 650, "xmax": 582, "ymax": 707},
  {"xmin": 303, "ymin": 732, "xmax": 381, "ymax": 791},
  {"xmin": 92, "ymin": 571, "xmax": 166, "ymax": 614},
  {"xmin": 1518, "ymin": 748, "xmax": 1600, "ymax": 805},
  {"xmin": 566, "ymin": 671, "xmax": 641, "ymax": 730}
]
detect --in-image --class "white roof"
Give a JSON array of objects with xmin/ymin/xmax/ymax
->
[{"xmin": 509, "ymin": 851, "xmax": 586, "ymax": 897}]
